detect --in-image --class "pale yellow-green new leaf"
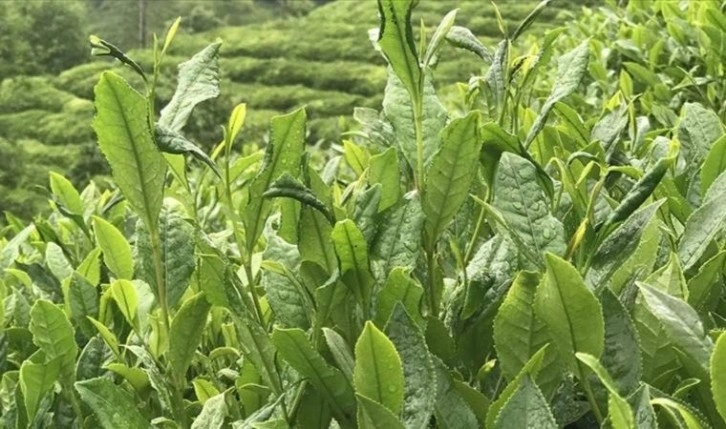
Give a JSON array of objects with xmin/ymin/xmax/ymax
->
[
  {"xmin": 93, "ymin": 216, "xmax": 133, "ymax": 280},
  {"xmin": 354, "ymin": 321, "xmax": 405, "ymax": 416},
  {"xmin": 711, "ymin": 332, "xmax": 726, "ymax": 423}
]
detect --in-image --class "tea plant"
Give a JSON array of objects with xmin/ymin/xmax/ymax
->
[{"xmin": 1, "ymin": 0, "xmax": 726, "ymax": 428}]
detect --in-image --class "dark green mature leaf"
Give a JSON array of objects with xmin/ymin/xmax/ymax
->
[
  {"xmin": 332, "ymin": 219, "xmax": 375, "ymax": 311},
  {"xmin": 135, "ymin": 200, "xmax": 196, "ymax": 309},
  {"xmin": 354, "ymin": 321, "xmax": 404, "ymax": 415},
  {"xmin": 353, "ymin": 184, "xmax": 382, "ymax": 244},
  {"xmin": 383, "ymin": 70, "xmax": 447, "ymax": 171},
  {"xmin": 372, "ymin": 192, "xmax": 424, "ymax": 276},
  {"xmin": 586, "ymin": 201, "xmax": 663, "ymax": 288},
  {"xmin": 524, "ymin": 42, "xmax": 589, "ymax": 148},
  {"xmin": 245, "ymin": 108, "xmax": 306, "ymax": 250},
  {"xmin": 376, "ymin": 0, "xmax": 420, "ymax": 101},
  {"xmin": 445, "ymin": 26, "xmax": 492, "ymax": 63},
  {"xmin": 20, "ymin": 357, "xmax": 60, "ymax": 423},
  {"xmin": 492, "ymin": 153, "xmax": 565, "ymax": 266},
  {"xmin": 76, "ymin": 337, "xmax": 109, "ymax": 382},
  {"xmin": 424, "ymin": 112, "xmax": 482, "ymax": 246},
  {"xmin": 323, "ymin": 328, "xmax": 355, "ymax": 384},
  {"xmin": 637, "ymin": 284, "xmax": 713, "ymax": 371},
  {"xmin": 159, "ymin": 41, "xmax": 222, "ymax": 132},
  {"xmin": 486, "ymin": 346, "xmax": 547, "ymax": 429},
  {"xmin": 600, "ymin": 288, "xmax": 641, "ymax": 396},
  {"xmin": 263, "ymin": 173, "xmax": 333, "ymax": 223},
  {"xmin": 68, "ymin": 272, "xmax": 99, "ymax": 336},
  {"xmin": 494, "ymin": 376, "xmax": 557, "ymax": 429},
  {"xmin": 169, "ymin": 292, "xmax": 211, "ymax": 381},
  {"xmin": 93, "ymin": 72, "xmax": 167, "ymax": 230},
  {"xmin": 534, "ymin": 254, "xmax": 604, "ymax": 374},
  {"xmin": 678, "ymin": 102, "xmax": 724, "ymax": 175},
  {"xmin": 261, "ymin": 234, "xmax": 310, "ymax": 329},
  {"xmin": 357, "ymin": 394, "xmax": 405, "ymax": 429},
  {"xmin": 712, "ymin": 333, "xmax": 726, "ymax": 423},
  {"xmin": 236, "ymin": 319, "xmax": 282, "ymax": 396},
  {"xmin": 298, "ymin": 207, "xmax": 337, "ymax": 273},
  {"xmin": 271, "ymin": 328, "xmax": 355, "ymax": 426},
  {"xmin": 154, "ymin": 124, "xmax": 221, "ymax": 178},
  {"xmin": 493, "ymin": 271, "xmax": 560, "ymax": 397},
  {"xmin": 433, "ymin": 357, "xmax": 479, "ymax": 429},
  {"xmin": 93, "ymin": 216, "xmax": 133, "ymax": 280},
  {"xmin": 29, "ymin": 301, "xmax": 78, "ymax": 382},
  {"xmin": 678, "ymin": 171, "xmax": 726, "ymax": 272},
  {"xmin": 385, "ymin": 304, "xmax": 435, "ymax": 429},
  {"xmin": 75, "ymin": 377, "xmax": 152, "ymax": 429}
]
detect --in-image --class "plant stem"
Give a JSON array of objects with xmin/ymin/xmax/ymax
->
[
  {"xmin": 413, "ymin": 98, "xmax": 425, "ymax": 191},
  {"xmin": 426, "ymin": 246, "xmax": 438, "ymax": 316},
  {"xmin": 578, "ymin": 364, "xmax": 604, "ymax": 423}
]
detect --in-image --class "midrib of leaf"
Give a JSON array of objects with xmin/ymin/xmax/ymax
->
[
  {"xmin": 549, "ymin": 267, "xmax": 579, "ymax": 357},
  {"xmin": 506, "ymin": 161, "xmax": 542, "ymax": 255},
  {"xmin": 366, "ymin": 332, "xmax": 385, "ymax": 405},
  {"xmin": 107, "ymin": 82, "xmax": 158, "ymax": 229}
]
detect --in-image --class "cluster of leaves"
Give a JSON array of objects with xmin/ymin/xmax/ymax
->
[{"xmin": 2, "ymin": 0, "xmax": 726, "ymax": 428}]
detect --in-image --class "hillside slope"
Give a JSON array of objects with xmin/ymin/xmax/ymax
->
[{"xmin": 0, "ymin": 0, "xmax": 592, "ymax": 219}]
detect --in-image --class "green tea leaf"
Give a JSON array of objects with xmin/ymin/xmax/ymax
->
[
  {"xmin": 678, "ymin": 171, "xmax": 726, "ymax": 271},
  {"xmin": 298, "ymin": 207, "xmax": 337, "ymax": 273},
  {"xmin": 323, "ymin": 328, "xmax": 355, "ymax": 385},
  {"xmin": 93, "ymin": 216, "xmax": 133, "ymax": 280},
  {"xmin": 0, "ymin": 225, "xmax": 35, "ymax": 271},
  {"xmin": 445, "ymin": 26, "xmax": 492, "ymax": 63},
  {"xmin": 700, "ymin": 135, "xmax": 726, "ymax": 195},
  {"xmin": 423, "ymin": 112, "xmax": 482, "ymax": 246},
  {"xmin": 169, "ymin": 292, "xmax": 211, "ymax": 381},
  {"xmin": 637, "ymin": 284, "xmax": 713, "ymax": 370},
  {"xmin": 263, "ymin": 173, "xmax": 333, "ymax": 223},
  {"xmin": 534, "ymin": 254, "xmax": 604, "ymax": 373},
  {"xmin": 485, "ymin": 346, "xmax": 547, "ymax": 429},
  {"xmin": 159, "ymin": 41, "xmax": 222, "ymax": 132},
  {"xmin": 354, "ymin": 321, "xmax": 404, "ymax": 415},
  {"xmin": 711, "ymin": 333, "xmax": 726, "ymax": 423},
  {"xmin": 271, "ymin": 327, "xmax": 355, "ymax": 425},
  {"xmin": 376, "ymin": 0, "xmax": 420, "ymax": 101},
  {"xmin": 524, "ymin": 42, "xmax": 589, "ymax": 148},
  {"xmin": 600, "ymin": 288, "xmax": 641, "ymax": 396},
  {"xmin": 68, "ymin": 272, "xmax": 99, "ymax": 336},
  {"xmin": 587, "ymin": 200, "xmax": 663, "ymax": 287},
  {"xmin": 385, "ymin": 304, "xmax": 435, "ymax": 429},
  {"xmin": 244, "ymin": 108, "xmax": 306, "ymax": 250},
  {"xmin": 423, "ymin": 9, "xmax": 458, "ymax": 67},
  {"xmin": 191, "ymin": 393, "xmax": 227, "ymax": 429},
  {"xmin": 492, "ymin": 153, "xmax": 565, "ymax": 266},
  {"xmin": 372, "ymin": 192, "xmax": 424, "ymax": 276},
  {"xmin": 45, "ymin": 242, "xmax": 72, "ymax": 281},
  {"xmin": 375, "ymin": 268, "xmax": 424, "ymax": 329},
  {"xmin": 357, "ymin": 394, "xmax": 405, "ymax": 429},
  {"xmin": 678, "ymin": 102, "xmax": 724, "ymax": 175},
  {"xmin": 75, "ymin": 377, "xmax": 152, "ymax": 429},
  {"xmin": 332, "ymin": 219, "xmax": 374, "ymax": 311},
  {"xmin": 368, "ymin": 147, "xmax": 402, "ymax": 213},
  {"xmin": 383, "ymin": 70, "xmax": 446, "ymax": 171},
  {"xmin": 575, "ymin": 353, "xmax": 634, "ymax": 429},
  {"xmin": 29, "ymin": 300, "xmax": 78, "ymax": 382},
  {"xmin": 493, "ymin": 271, "xmax": 560, "ymax": 397},
  {"xmin": 261, "ymin": 234, "xmax": 310, "ymax": 329},
  {"xmin": 49, "ymin": 172, "xmax": 83, "ymax": 215},
  {"xmin": 135, "ymin": 200, "xmax": 196, "ymax": 309},
  {"xmin": 93, "ymin": 72, "xmax": 166, "ymax": 230},
  {"xmin": 493, "ymin": 376, "xmax": 557, "ymax": 429},
  {"xmin": 108, "ymin": 279, "xmax": 138, "ymax": 328},
  {"xmin": 155, "ymin": 124, "xmax": 221, "ymax": 178},
  {"xmin": 20, "ymin": 357, "xmax": 61, "ymax": 423}
]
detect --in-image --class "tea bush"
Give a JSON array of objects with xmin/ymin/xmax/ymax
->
[{"xmin": 1, "ymin": 1, "xmax": 726, "ymax": 428}]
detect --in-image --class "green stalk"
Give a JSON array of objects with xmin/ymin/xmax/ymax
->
[
  {"xmin": 577, "ymin": 363, "xmax": 604, "ymax": 423},
  {"xmin": 426, "ymin": 246, "xmax": 438, "ymax": 316},
  {"xmin": 413, "ymin": 98, "xmax": 425, "ymax": 191}
]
